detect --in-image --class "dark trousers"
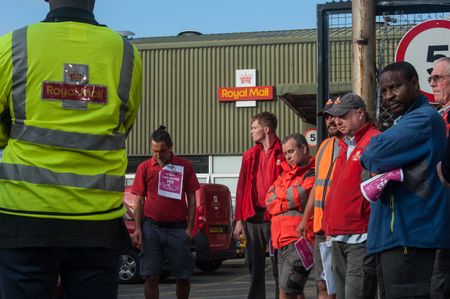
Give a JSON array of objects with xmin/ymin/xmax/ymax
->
[
  {"xmin": 430, "ymin": 249, "xmax": 450, "ymax": 299},
  {"xmin": 0, "ymin": 247, "xmax": 121, "ymax": 299},
  {"xmin": 244, "ymin": 210, "xmax": 278, "ymax": 299},
  {"xmin": 331, "ymin": 241, "xmax": 377, "ymax": 299},
  {"xmin": 377, "ymin": 247, "xmax": 435, "ymax": 299}
]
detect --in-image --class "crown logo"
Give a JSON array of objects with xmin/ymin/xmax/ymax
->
[
  {"xmin": 239, "ymin": 73, "xmax": 253, "ymax": 84},
  {"xmin": 69, "ymin": 71, "xmax": 83, "ymax": 82}
]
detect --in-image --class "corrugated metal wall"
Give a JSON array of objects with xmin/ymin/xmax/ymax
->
[{"xmin": 127, "ymin": 36, "xmax": 317, "ymax": 156}]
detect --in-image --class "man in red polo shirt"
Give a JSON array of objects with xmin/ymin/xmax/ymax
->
[{"xmin": 131, "ymin": 126, "xmax": 200, "ymax": 299}]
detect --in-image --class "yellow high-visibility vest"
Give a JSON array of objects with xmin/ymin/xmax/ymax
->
[{"xmin": 0, "ymin": 21, "xmax": 142, "ymax": 220}]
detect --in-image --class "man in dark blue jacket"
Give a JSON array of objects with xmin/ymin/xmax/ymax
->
[{"xmin": 361, "ymin": 61, "xmax": 450, "ymax": 299}]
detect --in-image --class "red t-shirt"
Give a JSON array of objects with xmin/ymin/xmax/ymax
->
[
  {"xmin": 255, "ymin": 147, "xmax": 276, "ymax": 208},
  {"xmin": 131, "ymin": 154, "xmax": 200, "ymax": 222}
]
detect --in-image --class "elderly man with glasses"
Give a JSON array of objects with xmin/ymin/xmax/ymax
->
[{"xmin": 429, "ymin": 56, "xmax": 450, "ymax": 299}]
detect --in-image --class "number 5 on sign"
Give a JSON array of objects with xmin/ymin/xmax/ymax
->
[
  {"xmin": 395, "ymin": 19, "xmax": 450, "ymax": 103},
  {"xmin": 305, "ymin": 128, "xmax": 317, "ymax": 147}
]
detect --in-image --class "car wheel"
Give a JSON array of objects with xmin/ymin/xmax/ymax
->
[
  {"xmin": 119, "ymin": 250, "xmax": 142, "ymax": 284},
  {"xmin": 195, "ymin": 259, "xmax": 223, "ymax": 272}
]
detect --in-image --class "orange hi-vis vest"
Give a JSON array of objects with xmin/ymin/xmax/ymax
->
[
  {"xmin": 266, "ymin": 157, "xmax": 315, "ymax": 249},
  {"xmin": 313, "ymin": 137, "xmax": 340, "ymax": 233}
]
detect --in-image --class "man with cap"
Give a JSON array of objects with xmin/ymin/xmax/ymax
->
[
  {"xmin": 0, "ymin": 0, "xmax": 142, "ymax": 298},
  {"xmin": 322, "ymin": 93, "xmax": 379, "ymax": 299},
  {"xmin": 361, "ymin": 61, "xmax": 450, "ymax": 299},
  {"xmin": 297, "ymin": 98, "xmax": 341, "ymax": 299}
]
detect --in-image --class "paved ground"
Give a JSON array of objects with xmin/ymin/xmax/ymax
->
[{"xmin": 119, "ymin": 257, "xmax": 316, "ymax": 299}]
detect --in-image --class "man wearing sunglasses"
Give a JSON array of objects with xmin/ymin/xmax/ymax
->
[{"xmin": 429, "ymin": 57, "xmax": 450, "ymax": 299}]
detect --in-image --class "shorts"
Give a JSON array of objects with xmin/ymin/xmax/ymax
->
[
  {"xmin": 278, "ymin": 242, "xmax": 311, "ymax": 294},
  {"xmin": 140, "ymin": 219, "xmax": 193, "ymax": 279},
  {"xmin": 313, "ymin": 233, "xmax": 326, "ymax": 282}
]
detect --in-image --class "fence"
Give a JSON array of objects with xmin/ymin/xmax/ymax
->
[{"xmin": 317, "ymin": 1, "xmax": 450, "ymax": 140}]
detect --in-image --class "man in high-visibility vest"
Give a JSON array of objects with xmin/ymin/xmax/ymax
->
[
  {"xmin": 266, "ymin": 133, "xmax": 315, "ymax": 299},
  {"xmin": 0, "ymin": 0, "xmax": 142, "ymax": 298},
  {"xmin": 429, "ymin": 56, "xmax": 450, "ymax": 299},
  {"xmin": 297, "ymin": 99, "xmax": 341, "ymax": 299}
]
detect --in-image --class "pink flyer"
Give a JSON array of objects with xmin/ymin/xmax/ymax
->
[
  {"xmin": 360, "ymin": 168, "xmax": 403, "ymax": 202},
  {"xmin": 158, "ymin": 164, "xmax": 184, "ymax": 200},
  {"xmin": 294, "ymin": 237, "xmax": 314, "ymax": 270}
]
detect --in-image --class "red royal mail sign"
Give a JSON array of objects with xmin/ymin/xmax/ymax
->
[{"xmin": 217, "ymin": 86, "xmax": 274, "ymax": 101}]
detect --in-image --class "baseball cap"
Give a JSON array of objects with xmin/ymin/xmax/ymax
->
[
  {"xmin": 317, "ymin": 99, "xmax": 335, "ymax": 116},
  {"xmin": 324, "ymin": 93, "xmax": 366, "ymax": 117}
]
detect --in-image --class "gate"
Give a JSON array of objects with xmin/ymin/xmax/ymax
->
[{"xmin": 317, "ymin": 1, "xmax": 450, "ymax": 142}]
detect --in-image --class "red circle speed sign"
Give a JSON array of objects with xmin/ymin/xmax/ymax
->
[{"xmin": 395, "ymin": 19, "xmax": 450, "ymax": 102}]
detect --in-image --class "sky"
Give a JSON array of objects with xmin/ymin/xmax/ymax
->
[{"xmin": 1, "ymin": 0, "xmax": 325, "ymax": 38}]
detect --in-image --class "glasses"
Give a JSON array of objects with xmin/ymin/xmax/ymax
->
[{"xmin": 428, "ymin": 75, "xmax": 450, "ymax": 84}]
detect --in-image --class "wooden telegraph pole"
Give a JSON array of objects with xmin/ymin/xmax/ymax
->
[{"xmin": 352, "ymin": 0, "xmax": 376, "ymax": 118}]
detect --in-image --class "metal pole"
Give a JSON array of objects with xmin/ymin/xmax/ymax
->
[
  {"xmin": 317, "ymin": 4, "xmax": 329, "ymax": 145},
  {"xmin": 352, "ymin": 0, "xmax": 376, "ymax": 118}
]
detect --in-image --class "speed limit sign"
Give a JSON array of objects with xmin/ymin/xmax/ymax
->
[
  {"xmin": 395, "ymin": 19, "xmax": 450, "ymax": 102},
  {"xmin": 305, "ymin": 128, "xmax": 317, "ymax": 147}
]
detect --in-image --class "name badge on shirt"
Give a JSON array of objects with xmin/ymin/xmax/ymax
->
[{"xmin": 157, "ymin": 164, "xmax": 184, "ymax": 200}]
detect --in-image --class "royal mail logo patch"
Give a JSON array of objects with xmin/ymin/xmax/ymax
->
[
  {"xmin": 42, "ymin": 82, "xmax": 107, "ymax": 103},
  {"xmin": 352, "ymin": 150, "xmax": 362, "ymax": 161},
  {"xmin": 41, "ymin": 63, "xmax": 108, "ymax": 108}
]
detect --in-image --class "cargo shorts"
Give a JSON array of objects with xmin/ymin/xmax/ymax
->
[{"xmin": 278, "ymin": 242, "xmax": 311, "ymax": 294}]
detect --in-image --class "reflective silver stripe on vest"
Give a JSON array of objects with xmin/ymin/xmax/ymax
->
[
  {"xmin": 316, "ymin": 138, "xmax": 332, "ymax": 171},
  {"xmin": 266, "ymin": 190, "xmax": 277, "ymax": 207},
  {"xmin": 294, "ymin": 185, "xmax": 308, "ymax": 209},
  {"xmin": 115, "ymin": 38, "xmax": 134, "ymax": 133},
  {"xmin": 11, "ymin": 124, "xmax": 125, "ymax": 150},
  {"xmin": 285, "ymin": 185, "xmax": 308, "ymax": 210},
  {"xmin": 315, "ymin": 179, "xmax": 332, "ymax": 186},
  {"xmin": 12, "ymin": 26, "xmax": 28, "ymax": 124},
  {"xmin": 0, "ymin": 163, "xmax": 124, "ymax": 192},
  {"xmin": 10, "ymin": 27, "xmax": 132, "ymax": 150},
  {"xmin": 314, "ymin": 199, "xmax": 324, "ymax": 208},
  {"xmin": 286, "ymin": 187, "xmax": 296, "ymax": 210},
  {"xmin": 278, "ymin": 209, "xmax": 303, "ymax": 217}
]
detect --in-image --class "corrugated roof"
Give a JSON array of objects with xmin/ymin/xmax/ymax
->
[{"xmin": 132, "ymin": 29, "xmax": 318, "ymax": 49}]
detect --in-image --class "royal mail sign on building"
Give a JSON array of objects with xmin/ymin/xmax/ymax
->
[
  {"xmin": 218, "ymin": 69, "xmax": 274, "ymax": 106},
  {"xmin": 218, "ymin": 86, "xmax": 274, "ymax": 101}
]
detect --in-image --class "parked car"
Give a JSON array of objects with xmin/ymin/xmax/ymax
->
[
  {"xmin": 119, "ymin": 183, "xmax": 236, "ymax": 284},
  {"xmin": 119, "ymin": 199, "xmax": 142, "ymax": 284}
]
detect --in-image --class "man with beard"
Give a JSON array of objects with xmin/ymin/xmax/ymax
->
[
  {"xmin": 297, "ymin": 99, "xmax": 341, "ymax": 299},
  {"xmin": 361, "ymin": 61, "xmax": 450, "ymax": 299}
]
